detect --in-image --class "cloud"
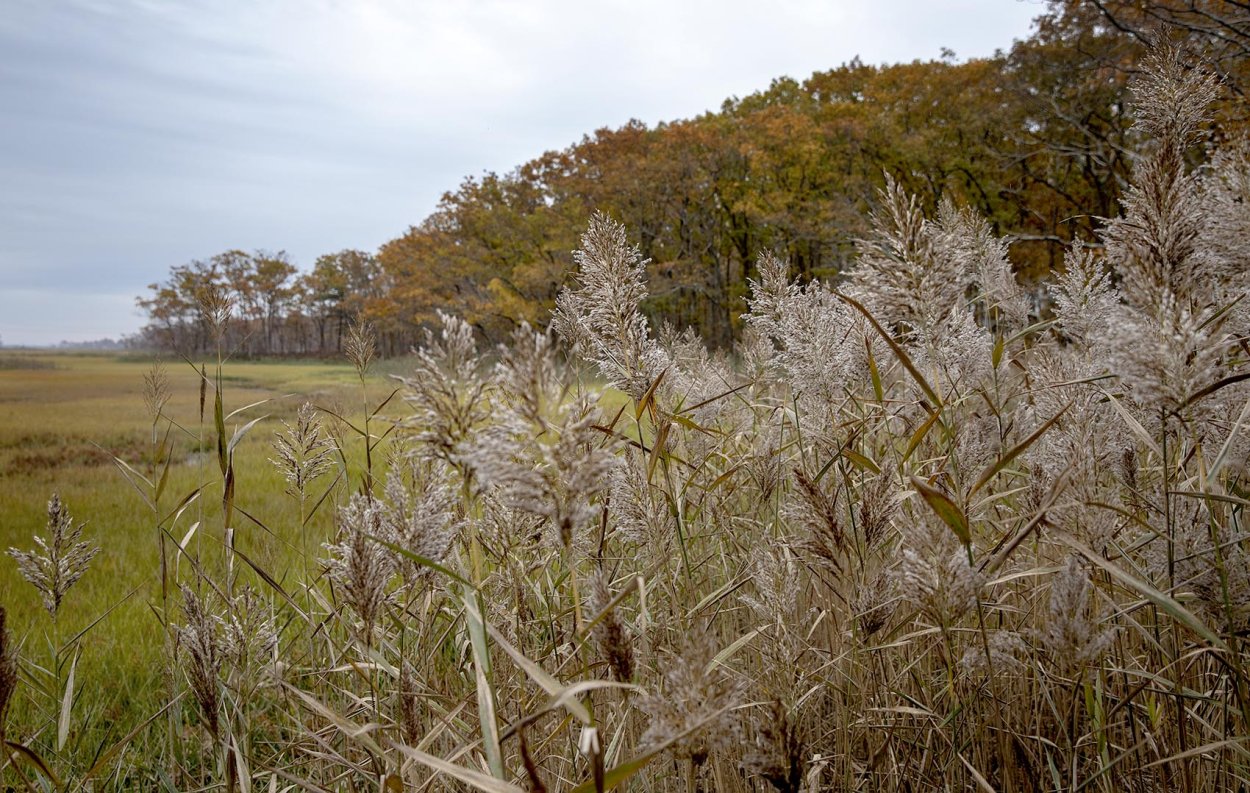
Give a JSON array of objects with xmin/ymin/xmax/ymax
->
[{"xmin": 0, "ymin": 0, "xmax": 1042, "ymax": 345}]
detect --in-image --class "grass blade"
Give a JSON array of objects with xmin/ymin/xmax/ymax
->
[
  {"xmin": 969, "ymin": 401, "xmax": 1071, "ymax": 495},
  {"xmin": 227, "ymin": 414, "xmax": 268, "ymax": 458},
  {"xmin": 839, "ymin": 291, "xmax": 942, "ymax": 410},
  {"xmin": 1065, "ymin": 537, "xmax": 1227, "ymax": 652},
  {"xmin": 902, "ymin": 407, "xmax": 942, "ymax": 465},
  {"xmin": 480, "ymin": 616, "xmax": 592, "ymax": 724},
  {"xmin": 388, "ymin": 739, "xmax": 525, "ymax": 793},
  {"xmin": 635, "ymin": 368, "xmax": 667, "ymax": 420},
  {"xmin": 215, "ymin": 379, "xmax": 227, "ymax": 475},
  {"xmin": 910, "ymin": 475, "xmax": 970, "ymax": 546},
  {"xmin": 77, "ymin": 694, "xmax": 184, "ymax": 787},
  {"xmin": 567, "ymin": 706, "xmax": 732, "ymax": 793},
  {"xmin": 369, "ymin": 535, "xmax": 472, "ymax": 588},
  {"xmin": 463, "ymin": 585, "xmax": 505, "ymax": 780},
  {"xmin": 5, "ymin": 741, "xmax": 60, "ymax": 788},
  {"xmin": 225, "ymin": 397, "xmax": 272, "ymax": 422},
  {"xmin": 1100, "ymin": 389, "xmax": 1162, "ymax": 459},
  {"xmin": 57, "ymin": 648, "xmax": 78, "ymax": 751}
]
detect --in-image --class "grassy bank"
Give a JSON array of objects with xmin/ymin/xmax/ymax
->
[{"xmin": 0, "ymin": 351, "xmax": 377, "ymax": 769}]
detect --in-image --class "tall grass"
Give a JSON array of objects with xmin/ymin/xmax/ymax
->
[{"xmin": 3, "ymin": 48, "xmax": 1250, "ymax": 791}]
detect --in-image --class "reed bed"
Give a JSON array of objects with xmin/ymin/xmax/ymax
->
[{"xmin": 2, "ymin": 48, "xmax": 1250, "ymax": 791}]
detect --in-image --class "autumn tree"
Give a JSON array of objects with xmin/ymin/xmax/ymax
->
[
  {"xmin": 137, "ymin": 0, "xmax": 1250, "ymax": 355},
  {"xmin": 139, "ymin": 251, "xmax": 298, "ymax": 356},
  {"xmin": 300, "ymin": 249, "xmax": 384, "ymax": 354},
  {"xmin": 378, "ymin": 170, "xmax": 580, "ymax": 345},
  {"xmin": 1086, "ymin": 0, "xmax": 1250, "ymax": 96},
  {"xmin": 137, "ymin": 258, "xmax": 226, "ymax": 353}
]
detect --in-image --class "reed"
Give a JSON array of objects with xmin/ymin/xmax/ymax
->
[{"xmin": 2, "ymin": 47, "xmax": 1249, "ymax": 791}]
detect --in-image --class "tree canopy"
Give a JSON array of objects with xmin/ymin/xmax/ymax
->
[{"xmin": 135, "ymin": 0, "xmax": 1250, "ymax": 356}]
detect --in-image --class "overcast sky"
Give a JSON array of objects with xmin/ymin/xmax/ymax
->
[{"xmin": 0, "ymin": 0, "xmax": 1043, "ymax": 346}]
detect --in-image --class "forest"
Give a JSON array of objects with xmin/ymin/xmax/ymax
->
[{"xmin": 133, "ymin": 1, "xmax": 1250, "ymax": 357}]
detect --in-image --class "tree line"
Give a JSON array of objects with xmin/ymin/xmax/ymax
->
[
  {"xmin": 136, "ymin": 249, "xmax": 385, "ymax": 356},
  {"xmin": 134, "ymin": 0, "xmax": 1250, "ymax": 356}
]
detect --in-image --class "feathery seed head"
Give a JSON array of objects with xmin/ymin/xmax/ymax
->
[
  {"xmin": 742, "ymin": 545, "xmax": 804, "ymax": 628},
  {"xmin": 746, "ymin": 252, "xmax": 862, "ymax": 409},
  {"xmin": 324, "ymin": 494, "xmax": 395, "ymax": 641},
  {"xmin": 1132, "ymin": 47, "xmax": 1218, "ymax": 145},
  {"xmin": 344, "ymin": 318, "xmax": 377, "ymax": 379},
  {"xmin": 588, "ymin": 570, "xmax": 635, "ymax": 682},
  {"xmin": 1202, "ymin": 137, "xmax": 1250, "ymax": 306},
  {"xmin": 220, "ymin": 585, "xmax": 278, "ymax": 681},
  {"xmin": 142, "ymin": 360, "xmax": 171, "ymax": 422},
  {"xmin": 897, "ymin": 518, "xmax": 981, "ymax": 624},
  {"xmin": 397, "ymin": 660, "xmax": 421, "ymax": 746},
  {"xmin": 495, "ymin": 322, "xmax": 560, "ymax": 426},
  {"xmin": 1107, "ymin": 290, "xmax": 1228, "ymax": 413},
  {"xmin": 746, "ymin": 252, "xmax": 795, "ymax": 340},
  {"xmin": 856, "ymin": 474, "xmax": 897, "ymax": 550},
  {"xmin": 176, "ymin": 585, "xmax": 222, "ymax": 737},
  {"xmin": 744, "ymin": 425, "xmax": 785, "ymax": 504},
  {"xmin": 742, "ymin": 700, "xmax": 805, "ymax": 793},
  {"xmin": 398, "ymin": 311, "xmax": 492, "ymax": 468},
  {"xmin": 8, "ymin": 493, "xmax": 100, "ymax": 617},
  {"xmin": 472, "ymin": 393, "xmax": 617, "ymax": 549},
  {"xmin": 638, "ymin": 631, "xmax": 743, "ymax": 766},
  {"xmin": 960, "ymin": 630, "xmax": 1029, "ymax": 678},
  {"xmin": 1052, "ymin": 245, "xmax": 1119, "ymax": 350},
  {"xmin": 1037, "ymin": 556, "xmax": 1115, "ymax": 671},
  {"xmin": 911, "ymin": 306, "xmax": 993, "ymax": 397},
  {"xmin": 196, "ymin": 284, "xmax": 233, "ymax": 343},
  {"xmin": 898, "ymin": 547, "xmax": 981, "ymax": 625},
  {"xmin": 270, "ymin": 402, "xmax": 336, "ymax": 499},
  {"xmin": 609, "ymin": 449, "xmax": 671, "ymax": 544},
  {"xmin": 198, "ymin": 363, "xmax": 208, "ymax": 422},
  {"xmin": 852, "ymin": 175, "xmax": 964, "ymax": 336},
  {"xmin": 1118, "ymin": 445, "xmax": 1138, "ymax": 492},
  {"xmin": 552, "ymin": 212, "xmax": 670, "ymax": 400},
  {"xmin": 853, "ymin": 570, "xmax": 898, "ymax": 637},
  {"xmin": 786, "ymin": 468, "xmax": 846, "ymax": 574},
  {"xmin": 1104, "ymin": 49, "xmax": 1221, "ymax": 316},
  {"xmin": 935, "ymin": 199, "xmax": 1028, "ymax": 333},
  {"xmin": 379, "ymin": 459, "xmax": 460, "ymax": 586}
]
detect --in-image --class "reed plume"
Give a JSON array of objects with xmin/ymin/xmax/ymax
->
[
  {"xmin": 8, "ymin": 493, "xmax": 99, "ymax": 618},
  {"xmin": 323, "ymin": 493, "xmax": 395, "ymax": 641},
  {"xmin": 551, "ymin": 211, "xmax": 669, "ymax": 401},
  {"xmin": 176, "ymin": 585, "xmax": 222, "ymax": 737},
  {"xmin": 1035, "ymin": 556, "xmax": 1115, "ymax": 671},
  {"xmin": 270, "ymin": 402, "xmax": 336, "ymax": 500},
  {"xmin": 587, "ymin": 570, "xmax": 634, "ymax": 682}
]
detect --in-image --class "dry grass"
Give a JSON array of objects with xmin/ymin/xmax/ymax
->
[{"xmin": 1, "ymin": 49, "xmax": 1249, "ymax": 792}]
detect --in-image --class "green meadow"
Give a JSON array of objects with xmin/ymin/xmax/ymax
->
[{"xmin": 0, "ymin": 351, "xmax": 383, "ymax": 757}]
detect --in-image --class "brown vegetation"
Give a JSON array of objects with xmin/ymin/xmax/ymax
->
[{"xmin": 4, "ymin": 44, "xmax": 1250, "ymax": 791}]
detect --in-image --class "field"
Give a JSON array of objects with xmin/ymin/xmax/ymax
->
[{"xmin": 0, "ymin": 351, "xmax": 380, "ymax": 757}]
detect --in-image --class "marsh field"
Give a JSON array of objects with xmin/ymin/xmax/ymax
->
[
  {"xmin": 0, "ymin": 352, "xmax": 378, "ymax": 703},
  {"xmin": 3, "ymin": 52, "xmax": 1250, "ymax": 793}
]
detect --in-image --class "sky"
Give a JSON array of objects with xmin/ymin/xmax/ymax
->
[{"xmin": 0, "ymin": 0, "xmax": 1045, "ymax": 346}]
